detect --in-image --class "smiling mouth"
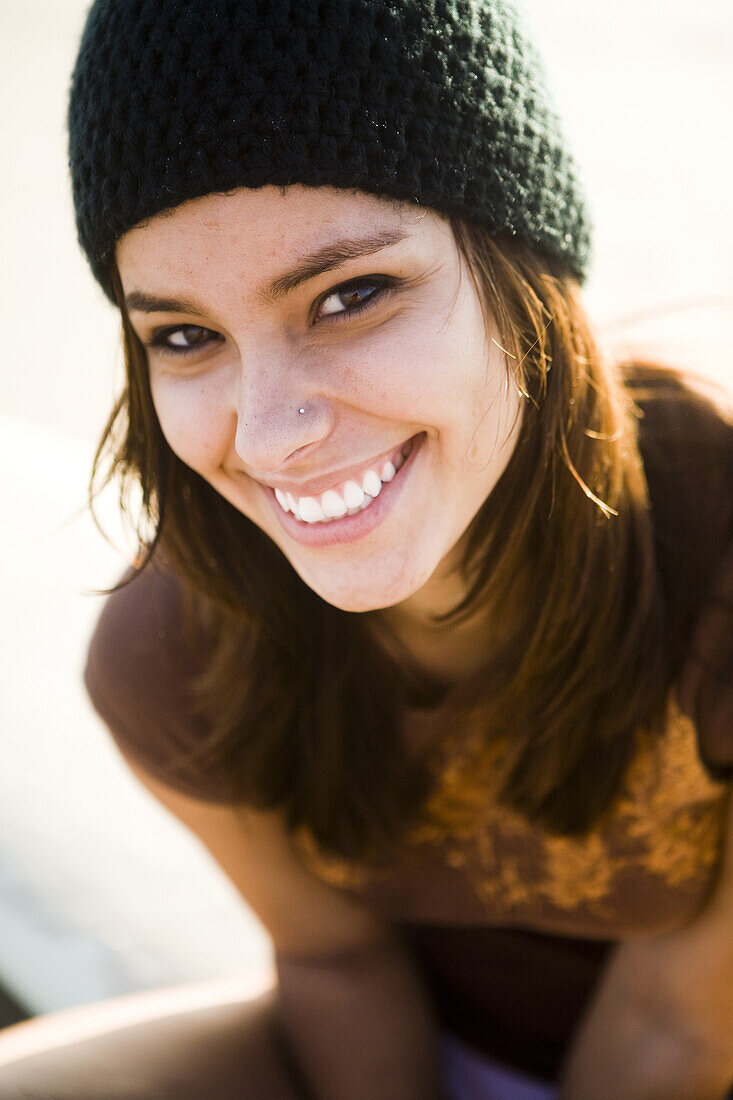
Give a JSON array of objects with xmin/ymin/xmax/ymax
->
[{"xmin": 272, "ymin": 437, "xmax": 417, "ymax": 525}]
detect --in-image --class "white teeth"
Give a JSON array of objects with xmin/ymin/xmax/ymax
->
[
  {"xmin": 274, "ymin": 438, "xmax": 416, "ymax": 524},
  {"xmin": 362, "ymin": 469, "xmax": 381, "ymax": 498},
  {"xmin": 298, "ymin": 496, "xmax": 326, "ymax": 523},
  {"xmin": 343, "ymin": 480, "xmax": 365, "ymax": 508},
  {"xmin": 321, "ymin": 489, "xmax": 348, "ymax": 518}
]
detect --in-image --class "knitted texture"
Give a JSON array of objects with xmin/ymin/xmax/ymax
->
[{"xmin": 68, "ymin": 0, "xmax": 591, "ymax": 298}]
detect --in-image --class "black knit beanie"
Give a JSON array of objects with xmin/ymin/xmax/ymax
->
[{"xmin": 68, "ymin": 0, "xmax": 591, "ymax": 300}]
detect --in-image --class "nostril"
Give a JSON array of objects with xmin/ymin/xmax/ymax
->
[
  {"xmin": 234, "ymin": 396, "xmax": 333, "ymax": 470},
  {"xmin": 287, "ymin": 438, "xmax": 321, "ymax": 461}
]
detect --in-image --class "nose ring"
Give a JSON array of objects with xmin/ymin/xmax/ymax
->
[{"xmin": 298, "ymin": 406, "xmax": 306, "ymax": 415}]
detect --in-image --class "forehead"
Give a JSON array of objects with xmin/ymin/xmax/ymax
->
[{"xmin": 115, "ymin": 185, "xmax": 441, "ymax": 296}]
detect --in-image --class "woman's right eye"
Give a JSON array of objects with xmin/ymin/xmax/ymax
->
[{"xmin": 147, "ymin": 324, "xmax": 223, "ymax": 355}]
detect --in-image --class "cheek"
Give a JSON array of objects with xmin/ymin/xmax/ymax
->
[
  {"xmin": 350, "ymin": 290, "xmax": 502, "ymax": 435},
  {"xmin": 150, "ymin": 377, "xmax": 233, "ymax": 472},
  {"xmin": 333, "ymin": 312, "xmax": 477, "ymax": 417},
  {"xmin": 439, "ymin": 289, "xmax": 518, "ymax": 448}
]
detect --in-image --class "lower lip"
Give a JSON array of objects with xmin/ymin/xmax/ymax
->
[{"xmin": 265, "ymin": 434, "xmax": 424, "ymax": 548}]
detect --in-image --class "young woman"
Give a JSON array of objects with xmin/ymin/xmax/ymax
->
[{"xmin": 2, "ymin": 0, "xmax": 732, "ymax": 1097}]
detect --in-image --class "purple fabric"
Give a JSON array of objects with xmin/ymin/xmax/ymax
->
[{"xmin": 440, "ymin": 1032, "xmax": 558, "ymax": 1100}]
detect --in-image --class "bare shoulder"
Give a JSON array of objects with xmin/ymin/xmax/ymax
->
[{"xmin": 124, "ymin": 754, "xmax": 388, "ymax": 957}]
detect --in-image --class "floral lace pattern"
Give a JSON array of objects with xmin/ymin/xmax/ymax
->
[
  {"xmin": 295, "ymin": 696, "xmax": 730, "ymax": 934},
  {"xmin": 415, "ymin": 696, "xmax": 729, "ymax": 928}
]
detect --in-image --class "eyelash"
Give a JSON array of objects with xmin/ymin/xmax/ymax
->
[
  {"xmin": 313, "ymin": 274, "xmax": 397, "ymax": 325},
  {"xmin": 145, "ymin": 275, "xmax": 398, "ymax": 356}
]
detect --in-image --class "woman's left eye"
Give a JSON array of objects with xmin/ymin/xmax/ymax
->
[
  {"xmin": 148, "ymin": 325, "xmax": 223, "ymax": 355},
  {"xmin": 316, "ymin": 277, "xmax": 395, "ymax": 321}
]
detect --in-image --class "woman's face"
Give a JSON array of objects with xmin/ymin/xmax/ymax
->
[{"xmin": 116, "ymin": 186, "xmax": 522, "ymax": 613}]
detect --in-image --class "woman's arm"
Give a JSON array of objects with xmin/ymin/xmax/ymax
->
[
  {"xmin": 125, "ymin": 757, "xmax": 442, "ymax": 1100},
  {"xmin": 559, "ymin": 938, "xmax": 733, "ymax": 1100},
  {"xmin": 560, "ymin": 797, "xmax": 733, "ymax": 1100},
  {"xmin": 276, "ymin": 939, "xmax": 440, "ymax": 1100}
]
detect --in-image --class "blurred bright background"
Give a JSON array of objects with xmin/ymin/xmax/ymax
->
[{"xmin": 0, "ymin": 0, "xmax": 731, "ymax": 1026}]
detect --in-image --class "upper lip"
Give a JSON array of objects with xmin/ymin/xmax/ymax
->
[{"xmin": 251, "ymin": 436, "xmax": 416, "ymax": 498}]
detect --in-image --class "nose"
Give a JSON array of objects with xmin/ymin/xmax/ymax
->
[{"xmin": 232, "ymin": 359, "xmax": 332, "ymax": 472}]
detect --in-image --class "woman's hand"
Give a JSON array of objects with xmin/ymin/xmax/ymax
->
[{"xmin": 560, "ymin": 796, "xmax": 733, "ymax": 1100}]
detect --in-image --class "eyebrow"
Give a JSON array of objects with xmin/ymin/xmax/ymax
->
[{"xmin": 124, "ymin": 227, "xmax": 410, "ymax": 315}]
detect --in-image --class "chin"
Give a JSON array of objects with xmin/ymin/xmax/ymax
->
[
  {"xmin": 297, "ymin": 558, "xmax": 438, "ymax": 614},
  {"xmin": 317, "ymin": 591, "xmax": 399, "ymax": 614}
]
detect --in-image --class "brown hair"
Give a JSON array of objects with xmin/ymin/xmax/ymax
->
[{"xmin": 93, "ymin": 221, "xmax": 719, "ymax": 861}]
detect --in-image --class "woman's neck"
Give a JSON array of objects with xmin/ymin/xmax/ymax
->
[{"xmin": 373, "ymin": 552, "xmax": 511, "ymax": 686}]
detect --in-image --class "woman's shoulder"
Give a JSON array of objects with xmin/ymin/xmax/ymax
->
[
  {"xmin": 625, "ymin": 362, "xmax": 733, "ymax": 485},
  {"xmin": 84, "ymin": 557, "xmax": 195, "ymax": 699},
  {"xmin": 628, "ymin": 363, "xmax": 733, "ymax": 613},
  {"xmin": 625, "ymin": 364, "xmax": 733, "ymax": 778},
  {"xmin": 84, "ymin": 558, "xmax": 232, "ymax": 801},
  {"xmin": 676, "ymin": 536, "xmax": 733, "ymax": 779}
]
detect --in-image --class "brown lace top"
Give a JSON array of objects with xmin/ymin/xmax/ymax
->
[
  {"xmin": 293, "ymin": 693, "xmax": 730, "ymax": 940},
  {"xmin": 83, "ymin": 382, "xmax": 733, "ymax": 1082},
  {"xmin": 83, "ymin": 529, "xmax": 733, "ymax": 1081}
]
